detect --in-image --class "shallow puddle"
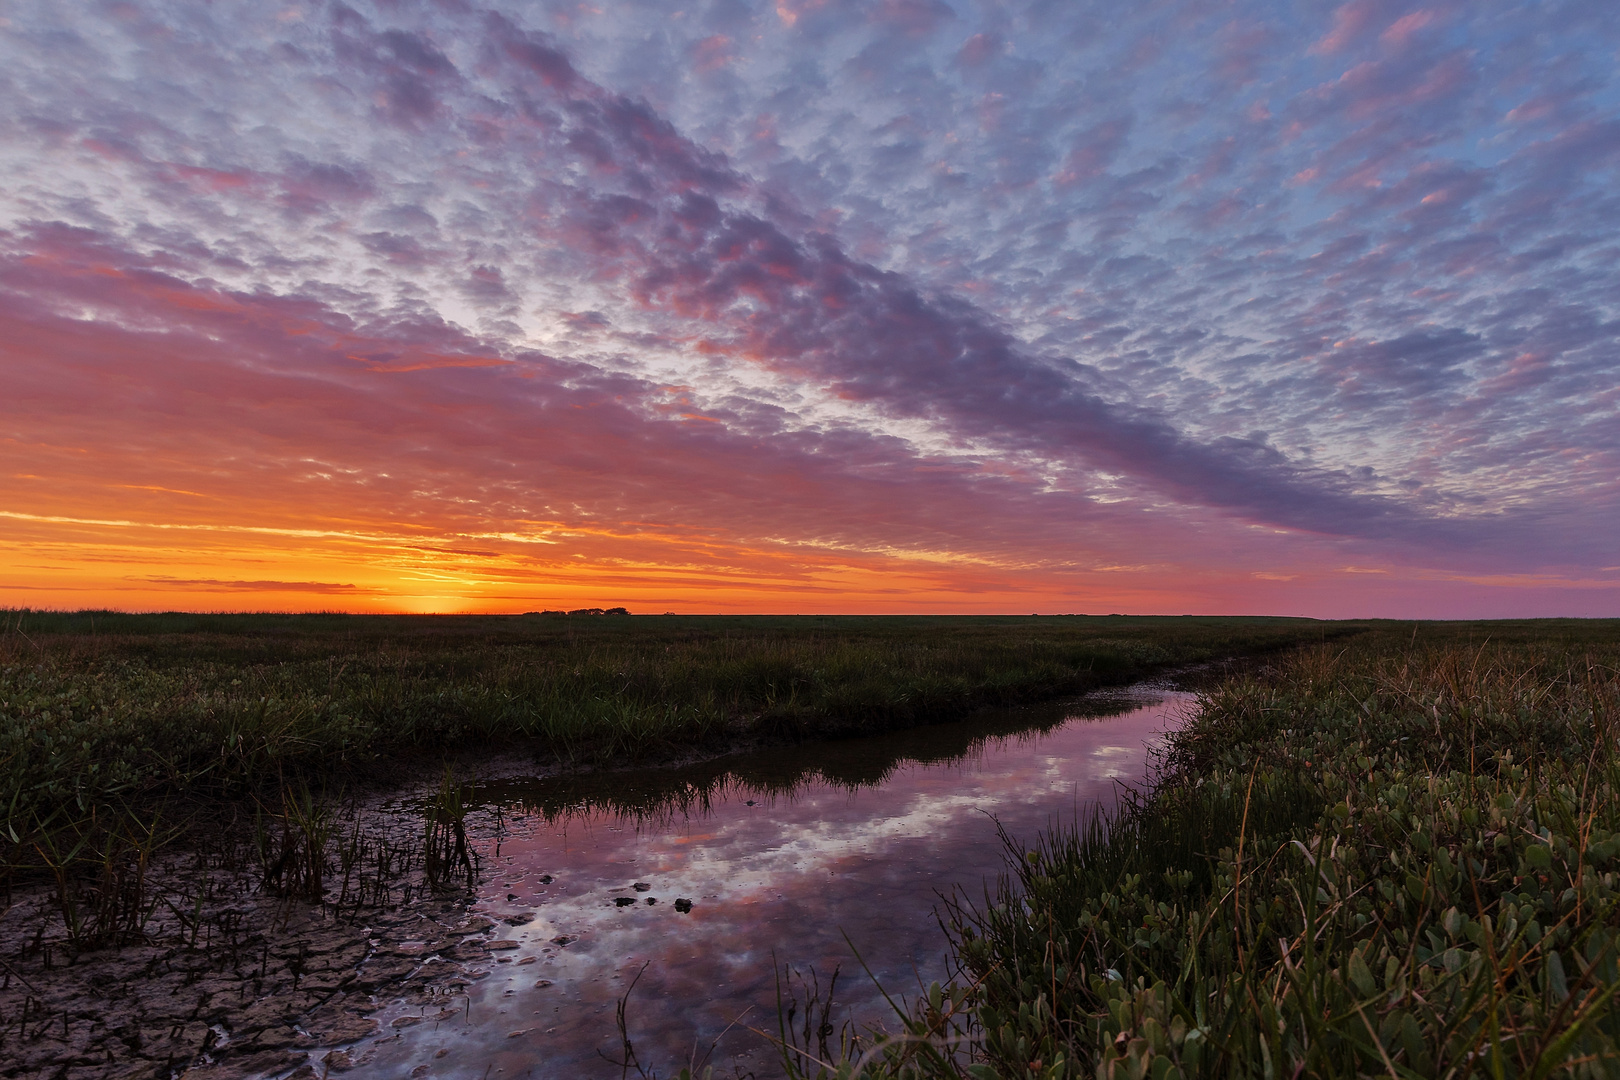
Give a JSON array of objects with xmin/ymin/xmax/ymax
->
[{"xmin": 351, "ymin": 687, "xmax": 1192, "ymax": 1078}]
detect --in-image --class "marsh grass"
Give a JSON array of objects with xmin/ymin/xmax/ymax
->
[
  {"xmin": 422, "ymin": 767, "xmax": 479, "ymax": 892},
  {"xmin": 255, "ymin": 779, "xmax": 333, "ymax": 902},
  {"xmin": 28, "ymin": 800, "xmax": 173, "ymax": 953},
  {"xmin": 918, "ymin": 624, "xmax": 1620, "ymax": 1078}
]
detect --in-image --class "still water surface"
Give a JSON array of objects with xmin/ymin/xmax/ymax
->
[{"xmin": 355, "ymin": 687, "xmax": 1192, "ymax": 1078}]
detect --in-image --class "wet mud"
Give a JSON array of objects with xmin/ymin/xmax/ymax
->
[{"xmin": 0, "ymin": 807, "xmax": 509, "ymax": 1080}]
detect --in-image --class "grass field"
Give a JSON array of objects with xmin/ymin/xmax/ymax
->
[
  {"xmin": 805, "ymin": 620, "xmax": 1620, "ymax": 1079},
  {"xmin": 0, "ymin": 610, "xmax": 1334, "ymax": 894},
  {"xmin": 8, "ymin": 612, "xmax": 1620, "ymax": 1076}
]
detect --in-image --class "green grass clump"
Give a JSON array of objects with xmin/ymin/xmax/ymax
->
[{"xmin": 941, "ymin": 623, "xmax": 1620, "ymax": 1079}]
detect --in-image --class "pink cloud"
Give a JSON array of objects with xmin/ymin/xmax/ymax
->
[
  {"xmin": 1308, "ymin": 0, "xmax": 1390, "ymax": 55},
  {"xmin": 873, "ymin": 0, "xmax": 954, "ymax": 38},
  {"xmin": 956, "ymin": 32, "xmax": 1000, "ymax": 67},
  {"xmin": 1381, "ymin": 10, "xmax": 1439, "ymax": 46},
  {"xmin": 691, "ymin": 35, "xmax": 737, "ymax": 73},
  {"xmin": 1054, "ymin": 119, "xmax": 1131, "ymax": 187}
]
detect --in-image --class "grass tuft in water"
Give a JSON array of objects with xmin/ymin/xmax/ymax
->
[
  {"xmin": 423, "ymin": 767, "xmax": 478, "ymax": 892},
  {"xmin": 255, "ymin": 779, "xmax": 333, "ymax": 902}
]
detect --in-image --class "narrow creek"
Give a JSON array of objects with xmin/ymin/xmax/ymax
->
[{"xmin": 350, "ymin": 685, "xmax": 1194, "ymax": 1078}]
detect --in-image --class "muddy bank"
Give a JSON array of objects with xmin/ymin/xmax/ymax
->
[{"xmin": 0, "ymin": 802, "xmax": 513, "ymax": 1080}]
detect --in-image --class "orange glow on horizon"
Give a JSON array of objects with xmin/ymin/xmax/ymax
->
[{"xmin": 4, "ymin": 498, "xmax": 1616, "ymax": 618}]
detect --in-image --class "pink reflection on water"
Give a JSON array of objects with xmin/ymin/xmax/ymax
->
[{"xmin": 354, "ymin": 691, "xmax": 1191, "ymax": 1078}]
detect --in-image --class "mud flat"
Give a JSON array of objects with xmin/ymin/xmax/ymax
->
[{"xmin": 0, "ymin": 803, "xmax": 508, "ymax": 1080}]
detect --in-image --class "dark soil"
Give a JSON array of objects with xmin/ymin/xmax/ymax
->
[{"xmin": 0, "ymin": 807, "xmax": 509, "ymax": 1080}]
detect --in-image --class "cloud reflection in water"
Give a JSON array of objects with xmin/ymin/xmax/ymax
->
[{"xmin": 358, "ymin": 690, "xmax": 1192, "ymax": 1078}]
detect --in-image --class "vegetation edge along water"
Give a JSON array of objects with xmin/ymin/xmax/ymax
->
[
  {"xmin": 761, "ymin": 620, "xmax": 1620, "ymax": 1079},
  {"xmin": 0, "ymin": 610, "xmax": 1341, "ymax": 888}
]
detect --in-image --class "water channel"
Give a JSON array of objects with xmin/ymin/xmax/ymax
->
[{"xmin": 351, "ymin": 685, "xmax": 1194, "ymax": 1078}]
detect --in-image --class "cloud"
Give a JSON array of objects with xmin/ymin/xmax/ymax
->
[
  {"xmin": 132, "ymin": 577, "xmax": 362, "ymax": 593},
  {"xmin": 955, "ymin": 31, "xmax": 1000, "ymax": 68},
  {"xmin": 1308, "ymin": 0, "xmax": 1397, "ymax": 56},
  {"xmin": 0, "ymin": 221, "xmax": 1181, "ymax": 576},
  {"xmin": 873, "ymin": 0, "xmax": 956, "ymax": 38},
  {"xmin": 0, "ymin": 0, "xmax": 1616, "ymax": 614}
]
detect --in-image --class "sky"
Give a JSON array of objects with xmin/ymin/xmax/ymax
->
[{"xmin": 1, "ymin": 0, "xmax": 1617, "ymax": 617}]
